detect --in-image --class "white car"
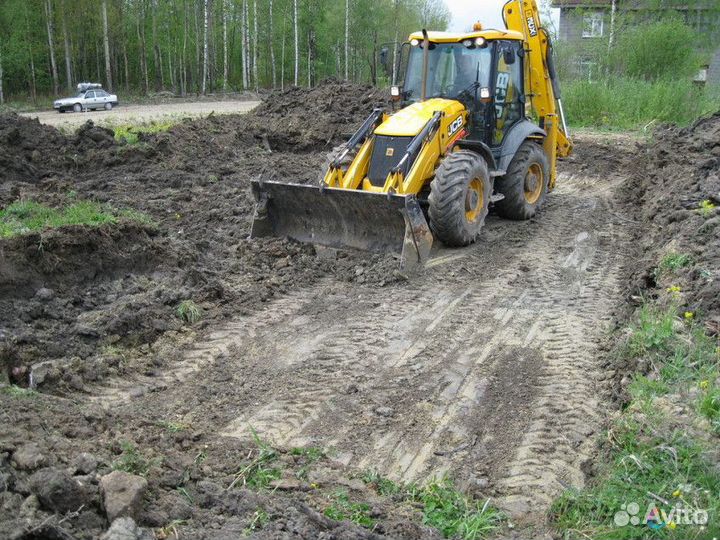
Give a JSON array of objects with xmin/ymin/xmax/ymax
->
[{"xmin": 53, "ymin": 83, "xmax": 119, "ymax": 113}]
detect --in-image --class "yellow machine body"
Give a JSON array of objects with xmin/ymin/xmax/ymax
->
[{"xmin": 250, "ymin": 0, "xmax": 573, "ymax": 269}]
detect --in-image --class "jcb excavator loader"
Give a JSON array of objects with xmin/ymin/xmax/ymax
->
[{"xmin": 250, "ymin": 0, "xmax": 572, "ymax": 269}]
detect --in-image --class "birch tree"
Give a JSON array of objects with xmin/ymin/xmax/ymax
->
[
  {"xmin": 60, "ymin": 1, "xmax": 72, "ymax": 91},
  {"xmin": 44, "ymin": 0, "xmax": 59, "ymax": 95},
  {"xmin": 202, "ymin": 0, "xmax": 209, "ymax": 94},
  {"xmin": 102, "ymin": 0, "xmax": 113, "ymax": 91},
  {"xmin": 344, "ymin": 0, "xmax": 349, "ymax": 80},
  {"xmin": 253, "ymin": 0, "xmax": 258, "ymax": 91},
  {"xmin": 223, "ymin": 0, "xmax": 228, "ymax": 91},
  {"xmin": 269, "ymin": 0, "xmax": 276, "ymax": 88},
  {"xmin": 293, "ymin": 0, "xmax": 299, "ymax": 86}
]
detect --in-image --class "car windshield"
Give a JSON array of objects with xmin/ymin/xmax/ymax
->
[{"xmin": 403, "ymin": 42, "xmax": 492, "ymax": 102}]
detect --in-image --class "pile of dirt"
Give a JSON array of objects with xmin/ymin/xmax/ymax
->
[
  {"xmin": 625, "ymin": 113, "xmax": 720, "ymax": 321},
  {"xmin": 0, "ymin": 113, "xmax": 115, "ymax": 189}
]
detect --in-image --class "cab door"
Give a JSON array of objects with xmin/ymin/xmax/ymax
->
[
  {"xmin": 491, "ymin": 41, "xmax": 524, "ymax": 146},
  {"xmin": 84, "ymin": 91, "xmax": 97, "ymax": 109}
]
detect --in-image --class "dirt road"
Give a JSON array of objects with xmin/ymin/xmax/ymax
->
[
  {"xmin": 19, "ymin": 99, "xmax": 260, "ymax": 128},
  {"xmin": 89, "ymin": 135, "xmax": 632, "ymax": 521}
]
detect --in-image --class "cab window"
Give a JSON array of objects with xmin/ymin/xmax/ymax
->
[
  {"xmin": 85, "ymin": 91, "xmax": 96, "ymax": 99},
  {"xmin": 493, "ymin": 42, "xmax": 523, "ymax": 145}
]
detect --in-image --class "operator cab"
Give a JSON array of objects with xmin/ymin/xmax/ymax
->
[{"xmin": 395, "ymin": 30, "xmax": 525, "ymax": 147}]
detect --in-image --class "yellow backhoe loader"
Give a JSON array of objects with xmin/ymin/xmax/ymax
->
[{"xmin": 250, "ymin": 0, "xmax": 572, "ymax": 269}]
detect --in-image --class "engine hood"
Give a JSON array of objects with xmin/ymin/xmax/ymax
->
[{"xmin": 375, "ymin": 98, "xmax": 466, "ymax": 138}]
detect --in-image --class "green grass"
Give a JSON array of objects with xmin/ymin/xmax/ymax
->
[
  {"xmin": 290, "ymin": 446, "xmax": 326, "ymax": 480},
  {"xmin": 410, "ymin": 478, "xmax": 502, "ymax": 540},
  {"xmin": 0, "ymin": 200, "xmax": 152, "ymax": 238},
  {"xmin": 654, "ymin": 253, "xmax": 693, "ymax": 279},
  {"xmin": 1, "ymin": 385, "xmax": 38, "ymax": 399},
  {"xmin": 361, "ymin": 473, "xmax": 503, "ymax": 539},
  {"xmin": 112, "ymin": 441, "xmax": 160, "ymax": 476},
  {"xmin": 243, "ymin": 509, "xmax": 270, "ymax": 535},
  {"xmin": 113, "ymin": 120, "xmax": 175, "ymax": 144},
  {"xmin": 551, "ymin": 301, "xmax": 720, "ymax": 539},
  {"xmin": 697, "ymin": 200, "xmax": 717, "ymax": 219},
  {"xmin": 176, "ymin": 300, "xmax": 202, "ymax": 324},
  {"xmin": 323, "ymin": 489, "xmax": 375, "ymax": 528},
  {"xmin": 228, "ymin": 429, "xmax": 281, "ymax": 490},
  {"xmin": 564, "ymin": 78, "xmax": 720, "ymax": 130}
]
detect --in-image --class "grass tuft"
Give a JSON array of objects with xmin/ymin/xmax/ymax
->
[
  {"xmin": 323, "ymin": 489, "xmax": 375, "ymax": 528},
  {"xmin": 112, "ymin": 441, "xmax": 160, "ymax": 476},
  {"xmin": 176, "ymin": 300, "xmax": 202, "ymax": 324},
  {"xmin": 2, "ymin": 385, "xmax": 38, "ymax": 399},
  {"xmin": 654, "ymin": 252, "xmax": 692, "ymax": 279},
  {"xmin": 113, "ymin": 120, "xmax": 174, "ymax": 145},
  {"xmin": 228, "ymin": 428, "xmax": 281, "ymax": 490}
]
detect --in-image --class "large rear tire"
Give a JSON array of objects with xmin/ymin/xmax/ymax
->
[
  {"xmin": 494, "ymin": 141, "xmax": 549, "ymax": 220},
  {"xmin": 428, "ymin": 150, "xmax": 492, "ymax": 247}
]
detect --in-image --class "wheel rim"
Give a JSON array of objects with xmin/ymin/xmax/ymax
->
[
  {"xmin": 524, "ymin": 163, "xmax": 543, "ymax": 204},
  {"xmin": 465, "ymin": 178, "xmax": 484, "ymax": 222}
]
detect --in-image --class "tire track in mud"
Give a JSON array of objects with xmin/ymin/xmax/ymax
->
[{"xmin": 90, "ymin": 163, "xmax": 631, "ymax": 521}]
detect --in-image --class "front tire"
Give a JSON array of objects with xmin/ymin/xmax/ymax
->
[
  {"xmin": 428, "ymin": 150, "xmax": 492, "ymax": 247},
  {"xmin": 494, "ymin": 141, "xmax": 549, "ymax": 220},
  {"xmin": 105, "ymin": 102, "xmax": 113, "ymax": 111}
]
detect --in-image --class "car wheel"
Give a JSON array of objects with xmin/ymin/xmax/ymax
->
[
  {"xmin": 73, "ymin": 103, "xmax": 82, "ymax": 113},
  {"xmin": 105, "ymin": 102, "xmax": 113, "ymax": 111},
  {"xmin": 58, "ymin": 108, "xmax": 65, "ymax": 114}
]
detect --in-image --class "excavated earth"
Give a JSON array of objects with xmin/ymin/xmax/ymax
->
[{"xmin": 0, "ymin": 81, "xmax": 718, "ymax": 540}]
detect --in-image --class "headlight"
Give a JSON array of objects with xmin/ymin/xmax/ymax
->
[
  {"xmin": 462, "ymin": 39, "xmax": 473, "ymax": 48},
  {"xmin": 475, "ymin": 37, "xmax": 486, "ymax": 47},
  {"xmin": 410, "ymin": 38, "xmax": 419, "ymax": 47}
]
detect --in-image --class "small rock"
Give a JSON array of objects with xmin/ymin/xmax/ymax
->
[
  {"xmin": 72, "ymin": 452, "xmax": 99, "ymax": 475},
  {"xmin": 12, "ymin": 443, "xmax": 48, "ymax": 471},
  {"xmin": 28, "ymin": 467, "xmax": 89, "ymax": 513},
  {"xmin": 29, "ymin": 361, "xmax": 58, "ymax": 388},
  {"xmin": 35, "ymin": 287, "xmax": 54, "ymax": 301},
  {"xmin": 100, "ymin": 470, "xmax": 148, "ymax": 521},
  {"xmin": 274, "ymin": 257, "xmax": 290, "ymax": 269},
  {"xmin": 100, "ymin": 517, "xmax": 154, "ymax": 540},
  {"xmin": 375, "ymin": 406, "xmax": 394, "ymax": 417},
  {"xmin": 19, "ymin": 494, "xmax": 40, "ymax": 519},
  {"xmin": 354, "ymin": 266, "xmax": 365, "ymax": 276}
]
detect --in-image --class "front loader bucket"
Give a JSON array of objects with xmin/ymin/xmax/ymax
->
[{"xmin": 250, "ymin": 180, "xmax": 433, "ymax": 270}]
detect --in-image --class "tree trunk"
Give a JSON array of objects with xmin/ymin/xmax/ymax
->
[
  {"xmin": 269, "ymin": 0, "xmax": 276, "ymax": 88},
  {"xmin": 243, "ymin": 0, "xmax": 250, "ymax": 89},
  {"xmin": 152, "ymin": 0, "xmax": 162, "ymax": 90},
  {"xmin": 60, "ymin": 0, "xmax": 72, "ymax": 90},
  {"xmin": 609, "ymin": 0, "xmax": 617, "ymax": 49},
  {"xmin": 391, "ymin": 0, "xmax": 400, "ymax": 83},
  {"xmin": 280, "ymin": 11, "xmax": 287, "ymax": 91},
  {"xmin": 0, "ymin": 49, "xmax": 4, "ymax": 105},
  {"xmin": 293, "ymin": 0, "xmax": 298, "ymax": 86},
  {"xmin": 102, "ymin": 0, "xmax": 113, "ymax": 91},
  {"xmin": 137, "ymin": 7, "xmax": 149, "ymax": 94},
  {"xmin": 182, "ymin": 0, "xmax": 188, "ymax": 95},
  {"xmin": 202, "ymin": 0, "xmax": 209, "ymax": 94},
  {"xmin": 123, "ymin": 43, "xmax": 130, "ymax": 92},
  {"xmin": 253, "ymin": 0, "xmax": 258, "ymax": 91},
  {"xmin": 223, "ymin": 0, "xmax": 228, "ymax": 91},
  {"xmin": 24, "ymin": 5, "xmax": 38, "ymax": 102},
  {"xmin": 45, "ymin": 0, "xmax": 60, "ymax": 95},
  {"xmin": 344, "ymin": 0, "xmax": 349, "ymax": 80}
]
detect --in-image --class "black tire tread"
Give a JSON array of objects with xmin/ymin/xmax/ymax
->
[
  {"xmin": 494, "ymin": 141, "xmax": 549, "ymax": 221},
  {"xmin": 428, "ymin": 150, "xmax": 491, "ymax": 247}
]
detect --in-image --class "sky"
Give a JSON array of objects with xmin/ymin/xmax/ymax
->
[{"xmin": 444, "ymin": 0, "xmax": 560, "ymax": 34}]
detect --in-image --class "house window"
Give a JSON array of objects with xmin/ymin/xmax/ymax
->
[
  {"xmin": 577, "ymin": 60, "xmax": 598, "ymax": 82},
  {"xmin": 582, "ymin": 12, "xmax": 604, "ymax": 38}
]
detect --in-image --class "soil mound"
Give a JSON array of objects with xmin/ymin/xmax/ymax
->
[{"xmin": 625, "ymin": 112, "xmax": 720, "ymax": 320}]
